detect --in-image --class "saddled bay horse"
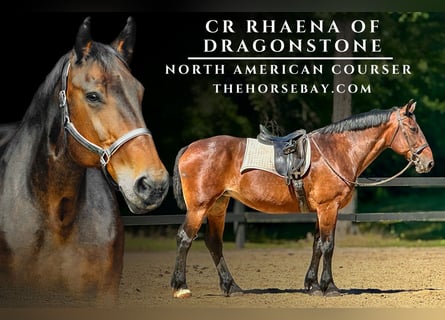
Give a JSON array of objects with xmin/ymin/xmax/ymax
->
[
  {"xmin": 171, "ymin": 100, "xmax": 434, "ymax": 298},
  {"xmin": 0, "ymin": 17, "xmax": 169, "ymax": 305}
]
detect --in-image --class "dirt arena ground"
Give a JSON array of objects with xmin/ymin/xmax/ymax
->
[
  {"xmin": 1, "ymin": 246, "xmax": 444, "ymax": 320},
  {"xmin": 119, "ymin": 246, "xmax": 445, "ymax": 309}
]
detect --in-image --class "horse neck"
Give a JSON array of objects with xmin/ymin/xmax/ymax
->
[
  {"xmin": 0, "ymin": 56, "xmax": 91, "ymax": 233},
  {"xmin": 26, "ymin": 118, "xmax": 83, "ymax": 184},
  {"xmin": 18, "ymin": 87, "xmax": 89, "ymax": 219},
  {"xmin": 313, "ymin": 122, "xmax": 395, "ymax": 180},
  {"xmin": 29, "ymin": 58, "xmax": 87, "ymax": 199},
  {"xmin": 36, "ymin": 123, "xmax": 88, "ymax": 230}
]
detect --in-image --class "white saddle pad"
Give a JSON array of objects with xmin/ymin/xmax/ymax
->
[{"xmin": 240, "ymin": 138, "xmax": 283, "ymax": 178}]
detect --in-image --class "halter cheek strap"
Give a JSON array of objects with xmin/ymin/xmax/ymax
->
[{"xmin": 59, "ymin": 62, "xmax": 151, "ymax": 189}]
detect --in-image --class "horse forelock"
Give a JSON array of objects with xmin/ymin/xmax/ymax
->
[
  {"xmin": 315, "ymin": 107, "xmax": 398, "ymax": 134},
  {"xmin": 80, "ymin": 41, "xmax": 129, "ymax": 71}
]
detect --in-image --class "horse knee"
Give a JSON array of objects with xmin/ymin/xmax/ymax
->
[{"xmin": 176, "ymin": 227, "xmax": 194, "ymax": 249}]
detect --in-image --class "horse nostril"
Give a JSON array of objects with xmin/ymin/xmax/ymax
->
[
  {"xmin": 428, "ymin": 160, "xmax": 434, "ymax": 170},
  {"xmin": 134, "ymin": 175, "xmax": 169, "ymax": 203},
  {"xmin": 134, "ymin": 176, "xmax": 152, "ymax": 198}
]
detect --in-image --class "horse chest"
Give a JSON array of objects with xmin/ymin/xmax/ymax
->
[{"xmin": 1, "ymin": 204, "xmax": 114, "ymax": 284}]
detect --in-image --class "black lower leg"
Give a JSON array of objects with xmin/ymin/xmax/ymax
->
[
  {"xmin": 205, "ymin": 223, "xmax": 242, "ymax": 296},
  {"xmin": 304, "ymin": 225, "xmax": 323, "ymax": 295},
  {"xmin": 319, "ymin": 234, "xmax": 340, "ymax": 296},
  {"xmin": 171, "ymin": 225, "xmax": 193, "ymax": 291}
]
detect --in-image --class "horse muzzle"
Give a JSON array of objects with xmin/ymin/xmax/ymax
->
[
  {"xmin": 410, "ymin": 146, "xmax": 434, "ymax": 174},
  {"xmin": 414, "ymin": 158, "xmax": 434, "ymax": 174},
  {"xmin": 120, "ymin": 171, "xmax": 170, "ymax": 214}
]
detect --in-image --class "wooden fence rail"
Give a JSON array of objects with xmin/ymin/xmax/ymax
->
[{"xmin": 121, "ymin": 177, "xmax": 445, "ymax": 247}]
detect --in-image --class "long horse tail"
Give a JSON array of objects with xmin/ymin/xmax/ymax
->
[{"xmin": 173, "ymin": 145, "xmax": 189, "ymax": 211}]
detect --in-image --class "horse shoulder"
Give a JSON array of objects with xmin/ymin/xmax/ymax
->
[{"xmin": 77, "ymin": 169, "xmax": 121, "ymax": 244}]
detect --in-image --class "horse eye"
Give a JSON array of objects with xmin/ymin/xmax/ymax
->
[
  {"xmin": 409, "ymin": 126, "xmax": 418, "ymax": 133},
  {"xmin": 85, "ymin": 92, "xmax": 102, "ymax": 103}
]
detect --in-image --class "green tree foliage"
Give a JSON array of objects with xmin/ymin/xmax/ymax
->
[
  {"xmin": 352, "ymin": 12, "xmax": 445, "ymax": 175},
  {"xmin": 180, "ymin": 12, "xmax": 444, "ymax": 171},
  {"xmin": 183, "ymin": 81, "xmax": 254, "ymax": 140},
  {"xmin": 173, "ymin": 12, "xmax": 445, "ymax": 239}
]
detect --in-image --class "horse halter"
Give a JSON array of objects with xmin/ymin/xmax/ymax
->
[
  {"xmin": 389, "ymin": 108, "xmax": 429, "ymax": 166},
  {"xmin": 58, "ymin": 61, "xmax": 151, "ymax": 189}
]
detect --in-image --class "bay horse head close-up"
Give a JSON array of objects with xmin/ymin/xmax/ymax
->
[
  {"xmin": 0, "ymin": 16, "xmax": 168, "ymax": 306},
  {"xmin": 63, "ymin": 16, "xmax": 169, "ymax": 213},
  {"xmin": 170, "ymin": 100, "xmax": 433, "ymax": 299}
]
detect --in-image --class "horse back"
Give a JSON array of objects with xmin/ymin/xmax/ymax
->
[
  {"xmin": 175, "ymin": 135, "xmax": 246, "ymax": 199},
  {"xmin": 182, "ymin": 135, "xmax": 246, "ymax": 173}
]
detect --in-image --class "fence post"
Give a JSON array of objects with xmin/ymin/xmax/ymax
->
[{"xmin": 233, "ymin": 200, "xmax": 246, "ymax": 248}]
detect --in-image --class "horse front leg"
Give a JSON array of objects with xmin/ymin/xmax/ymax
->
[
  {"xmin": 171, "ymin": 220, "xmax": 197, "ymax": 298},
  {"xmin": 304, "ymin": 220, "xmax": 323, "ymax": 295},
  {"xmin": 317, "ymin": 207, "xmax": 341, "ymax": 296},
  {"xmin": 205, "ymin": 198, "xmax": 242, "ymax": 296}
]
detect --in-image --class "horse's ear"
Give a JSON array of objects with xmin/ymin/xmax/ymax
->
[
  {"xmin": 74, "ymin": 17, "xmax": 93, "ymax": 64},
  {"xmin": 111, "ymin": 16, "xmax": 136, "ymax": 64},
  {"xmin": 404, "ymin": 99, "xmax": 416, "ymax": 115}
]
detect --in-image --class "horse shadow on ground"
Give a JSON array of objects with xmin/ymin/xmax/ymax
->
[{"xmin": 239, "ymin": 287, "xmax": 441, "ymax": 296}]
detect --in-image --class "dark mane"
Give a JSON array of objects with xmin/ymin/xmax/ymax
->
[
  {"xmin": 315, "ymin": 107, "xmax": 398, "ymax": 134},
  {"xmin": 18, "ymin": 53, "xmax": 69, "ymax": 133}
]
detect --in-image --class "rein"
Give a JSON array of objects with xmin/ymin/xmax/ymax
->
[
  {"xmin": 58, "ymin": 62, "xmax": 151, "ymax": 189},
  {"xmin": 310, "ymin": 108, "xmax": 428, "ymax": 187},
  {"xmin": 313, "ymin": 137, "xmax": 413, "ymax": 187}
]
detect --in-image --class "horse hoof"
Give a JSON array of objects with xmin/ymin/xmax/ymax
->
[
  {"xmin": 323, "ymin": 284, "xmax": 342, "ymax": 297},
  {"xmin": 324, "ymin": 289, "xmax": 342, "ymax": 297},
  {"xmin": 228, "ymin": 290, "xmax": 244, "ymax": 297},
  {"xmin": 173, "ymin": 288, "xmax": 192, "ymax": 299},
  {"xmin": 307, "ymin": 285, "xmax": 323, "ymax": 296},
  {"xmin": 308, "ymin": 288, "xmax": 324, "ymax": 296}
]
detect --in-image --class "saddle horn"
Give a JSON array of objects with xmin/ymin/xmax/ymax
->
[
  {"xmin": 111, "ymin": 16, "xmax": 136, "ymax": 64},
  {"xmin": 74, "ymin": 16, "xmax": 93, "ymax": 64}
]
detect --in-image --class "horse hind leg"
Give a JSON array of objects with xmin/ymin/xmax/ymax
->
[
  {"xmin": 171, "ymin": 224, "xmax": 194, "ymax": 298},
  {"xmin": 171, "ymin": 210, "xmax": 207, "ymax": 298},
  {"xmin": 205, "ymin": 197, "xmax": 242, "ymax": 296}
]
